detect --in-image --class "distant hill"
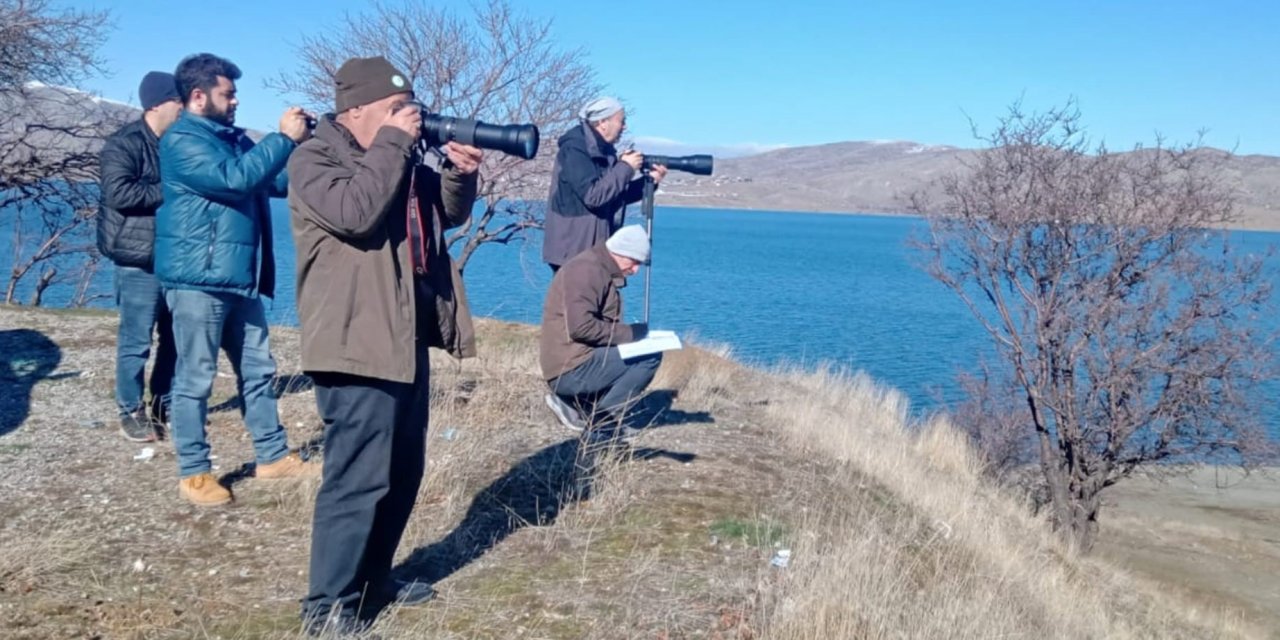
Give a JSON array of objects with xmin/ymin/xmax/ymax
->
[
  {"xmin": 0, "ymin": 82, "xmax": 269, "ymax": 160},
  {"xmin": 653, "ymin": 140, "xmax": 1280, "ymax": 231},
  {"xmin": 7, "ymin": 85, "xmax": 1278, "ymax": 230}
]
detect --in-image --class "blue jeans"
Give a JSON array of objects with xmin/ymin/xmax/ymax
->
[
  {"xmin": 165, "ymin": 289, "xmax": 289, "ymax": 478},
  {"xmin": 114, "ymin": 266, "xmax": 175, "ymax": 418}
]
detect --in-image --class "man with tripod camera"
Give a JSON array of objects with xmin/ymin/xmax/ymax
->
[
  {"xmin": 287, "ymin": 56, "xmax": 481, "ymax": 634},
  {"xmin": 543, "ymin": 96, "xmax": 667, "ymax": 273}
]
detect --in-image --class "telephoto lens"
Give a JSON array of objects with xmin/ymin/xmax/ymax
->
[
  {"xmin": 642, "ymin": 154, "xmax": 713, "ymax": 175},
  {"xmin": 406, "ymin": 101, "xmax": 540, "ymax": 160}
]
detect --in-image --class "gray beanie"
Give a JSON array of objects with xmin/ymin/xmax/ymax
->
[
  {"xmin": 605, "ymin": 225, "xmax": 650, "ymax": 263},
  {"xmin": 579, "ymin": 96, "xmax": 623, "ymax": 123}
]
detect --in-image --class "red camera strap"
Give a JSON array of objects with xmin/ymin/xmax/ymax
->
[{"xmin": 406, "ymin": 172, "xmax": 429, "ymax": 276}]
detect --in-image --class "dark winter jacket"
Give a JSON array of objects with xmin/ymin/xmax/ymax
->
[
  {"xmin": 154, "ymin": 111, "xmax": 294, "ymax": 298},
  {"xmin": 96, "ymin": 118, "xmax": 163, "ymax": 269},
  {"xmin": 542, "ymin": 122, "xmax": 646, "ymax": 267},
  {"xmin": 288, "ymin": 115, "xmax": 479, "ymax": 383}
]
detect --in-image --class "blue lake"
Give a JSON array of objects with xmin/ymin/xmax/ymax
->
[{"xmin": 6, "ymin": 202, "xmax": 1279, "ymax": 438}]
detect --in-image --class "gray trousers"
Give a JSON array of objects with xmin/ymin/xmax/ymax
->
[{"xmin": 549, "ymin": 346, "xmax": 662, "ymax": 422}]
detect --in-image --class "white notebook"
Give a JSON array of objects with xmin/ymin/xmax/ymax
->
[{"xmin": 617, "ymin": 330, "xmax": 683, "ymax": 360}]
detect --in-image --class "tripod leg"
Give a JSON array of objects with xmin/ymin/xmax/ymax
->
[{"xmin": 641, "ymin": 175, "xmax": 655, "ymax": 324}]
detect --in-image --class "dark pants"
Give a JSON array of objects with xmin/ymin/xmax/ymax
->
[
  {"xmin": 114, "ymin": 266, "xmax": 175, "ymax": 419},
  {"xmin": 303, "ymin": 342, "xmax": 430, "ymax": 619},
  {"xmin": 549, "ymin": 346, "xmax": 662, "ymax": 421}
]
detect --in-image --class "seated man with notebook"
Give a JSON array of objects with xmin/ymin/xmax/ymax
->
[{"xmin": 540, "ymin": 225, "xmax": 662, "ymax": 437}]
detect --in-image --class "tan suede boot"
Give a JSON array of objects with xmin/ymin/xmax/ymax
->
[
  {"xmin": 255, "ymin": 452, "xmax": 319, "ymax": 479},
  {"xmin": 178, "ymin": 473, "xmax": 232, "ymax": 506}
]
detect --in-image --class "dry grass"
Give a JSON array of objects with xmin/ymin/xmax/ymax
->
[
  {"xmin": 754, "ymin": 365, "xmax": 1263, "ymax": 639},
  {"xmin": 0, "ymin": 305, "xmax": 1269, "ymax": 638}
]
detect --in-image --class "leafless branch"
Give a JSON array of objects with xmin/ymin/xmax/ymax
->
[
  {"xmin": 268, "ymin": 0, "xmax": 601, "ymax": 272},
  {"xmin": 1, "ymin": 1, "xmax": 119, "ymax": 306}
]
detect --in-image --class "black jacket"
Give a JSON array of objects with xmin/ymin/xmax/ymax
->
[
  {"xmin": 97, "ymin": 118, "xmax": 162, "ymax": 269},
  {"xmin": 542, "ymin": 122, "xmax": 646, "ymax": 266}
]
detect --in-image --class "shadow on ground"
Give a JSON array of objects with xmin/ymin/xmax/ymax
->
[
  {"xmin": 0, "ymin": 328, "xmax": 62, "ymax": 437},
  {"xmin": 626, "ymin": 389, "xmax": 715, "ymax": 431},
  {"xmin": 391, "ymin": 435, "xmax": 699, "ymax": 591},
  {"xmin": 209, "ymin": 373, "xmax": 315, "ymax": 414}
]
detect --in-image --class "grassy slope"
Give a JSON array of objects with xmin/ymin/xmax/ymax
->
[{"xmin": 0, "ymin": 305, "xmax": 1266, "ymax": 639}]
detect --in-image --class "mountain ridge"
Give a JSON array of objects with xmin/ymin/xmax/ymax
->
[
  {"xmin": 7, "ymin": 85, "xmax": 1278, "ymax": 230},
  {"xmin": 653, "ymin": 140, "xmax": 1280, "ymax": 230}
]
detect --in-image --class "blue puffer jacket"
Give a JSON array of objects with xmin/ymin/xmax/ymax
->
[{"xmin": 154, "ymin": 111, "xmax": 295, "ymax": 298}]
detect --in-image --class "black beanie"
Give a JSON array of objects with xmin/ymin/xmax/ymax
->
[
  {"xmin": 334, "ymin": 56, "xmax": 412, "ymax": 112},
  {"xmin": 138, "ymin": 71, "xmax": 179, "ymax": 110}
]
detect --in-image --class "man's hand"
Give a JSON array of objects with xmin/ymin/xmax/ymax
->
[
  {"xmin": 629, "ymin": 322, "xmax": 649, "ymax": 340},
  {"xmin": 384, "ymin": 104, "xmax": 422, "ymax": 138},
  {"xmin": 647, "ymin": 163, "xmax": 668, "ymax": 184},
  {"xmin": 444, "ymin": 142, "xmax": 483, "ymax": 175},
  {"xmin": 279, "ymin": 107, "xmax": 311, "ymax": 143},
  {"xmin": 620, "ymin": 150, "xmax": 643, "ymax": 172}
]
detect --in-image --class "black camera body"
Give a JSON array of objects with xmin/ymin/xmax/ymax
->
[
  {"xmin": 642, "ymin": 154, "xmax": 713, "ymax": 176},
  {"xmin": 405, "ymin": 101, "xmax": 539, "ymax": 160}
]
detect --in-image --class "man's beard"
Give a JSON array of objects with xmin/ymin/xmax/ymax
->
[{"xmin": 202, "ymin": 102, "xmax": 235, "ymax": 126}]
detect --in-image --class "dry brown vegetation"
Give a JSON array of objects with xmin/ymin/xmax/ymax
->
[{"xmin": 0, "ymin": 305, "xmax": 1273, "ymax": 638}]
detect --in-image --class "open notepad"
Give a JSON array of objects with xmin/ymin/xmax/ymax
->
[{"xmin": 617, "ymin": 330, "xmax": 683, "ymax": 360}]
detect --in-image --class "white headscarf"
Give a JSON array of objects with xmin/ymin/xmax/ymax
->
[{"xmin": 579, "ymin": 96, "xmax": 624, "ymax": 123}]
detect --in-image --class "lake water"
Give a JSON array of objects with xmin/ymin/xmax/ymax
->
[{"xmin": 6, "ymin": 202, "xmax": 1279, "ymax": 438}]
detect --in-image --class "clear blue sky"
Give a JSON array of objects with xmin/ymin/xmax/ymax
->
[{"xmin": 71, "ymin": 0, "xmax": 1279, "ymax": 156}]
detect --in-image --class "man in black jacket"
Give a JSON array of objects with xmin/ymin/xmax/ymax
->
[
  {"xmin": 542, "ymin": 96, "xmax": 667, "ymax": 272},
  {"xmin": 97, "ymin": 71, "xmax": 183, "ymax": 442}
]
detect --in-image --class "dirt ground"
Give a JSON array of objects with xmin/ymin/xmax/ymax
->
[
  {"xmin": 1099, "ymin": 467, "xmax": 1280, "ymax": 635},
  {"xmin": 2, "ymin": 304, "xmax": 1277, "ymax": 638},
  {"xmin": 0, "ymin": 306, "xmax": 820, "ymax": 638}
]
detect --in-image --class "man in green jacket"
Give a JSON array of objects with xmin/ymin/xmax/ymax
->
[
  {"xmin": 287, "ymin": 56, "xmax": 481, "ymax": 634},
  {"xmin": 155, "ymin": 53, "xmax": 315, "ymax": 508}
]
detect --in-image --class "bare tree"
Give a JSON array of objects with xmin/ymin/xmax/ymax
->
[
  {"xmin": 1, "ymin": 0, "xmax": 119, "ymax": 306},
  {"xmin": 948, "ymin": 362, "xmax": 1040, "ymax": 482},
  {"xmin": 912, "ymin": 102, "xmax": 1277, "ymax": 552},
  {"xmin": 0, "ymin": 0, "xmax": 107, "ymax": 89},
  {"xmin": 269, "ymin": 0, "xmax": 600, "ymax": 274}
]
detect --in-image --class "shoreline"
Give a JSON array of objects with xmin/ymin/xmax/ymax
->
[
  {"xmin": 652, "ymin": 199, "xmax": 1280, "ymax": 233},
  {"xmin": 1100, "ymin": 466, "xmax": 1280, "ymax": 631}
]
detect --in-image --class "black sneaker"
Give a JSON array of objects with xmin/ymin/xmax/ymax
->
[
  {"xmin": 120, "ymin": 411, "xmax": 157, "ymax": 442},
  {"xmin": 544, "ymin": 393, "xmax": 586, "ymax": 432}
]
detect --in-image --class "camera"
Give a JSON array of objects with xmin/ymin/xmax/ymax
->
[
  {"xmin": 404, "ymin": 101, "xmax": 540, "ymax": 160},
  {"xmin": 642, "ymin": 154, "xmax": 713, "ymax": 176}
]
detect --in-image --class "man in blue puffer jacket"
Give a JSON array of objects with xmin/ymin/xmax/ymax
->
[{"xmin": 155, "ymin": 52, "xmax": 314, "ymax": 507}]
